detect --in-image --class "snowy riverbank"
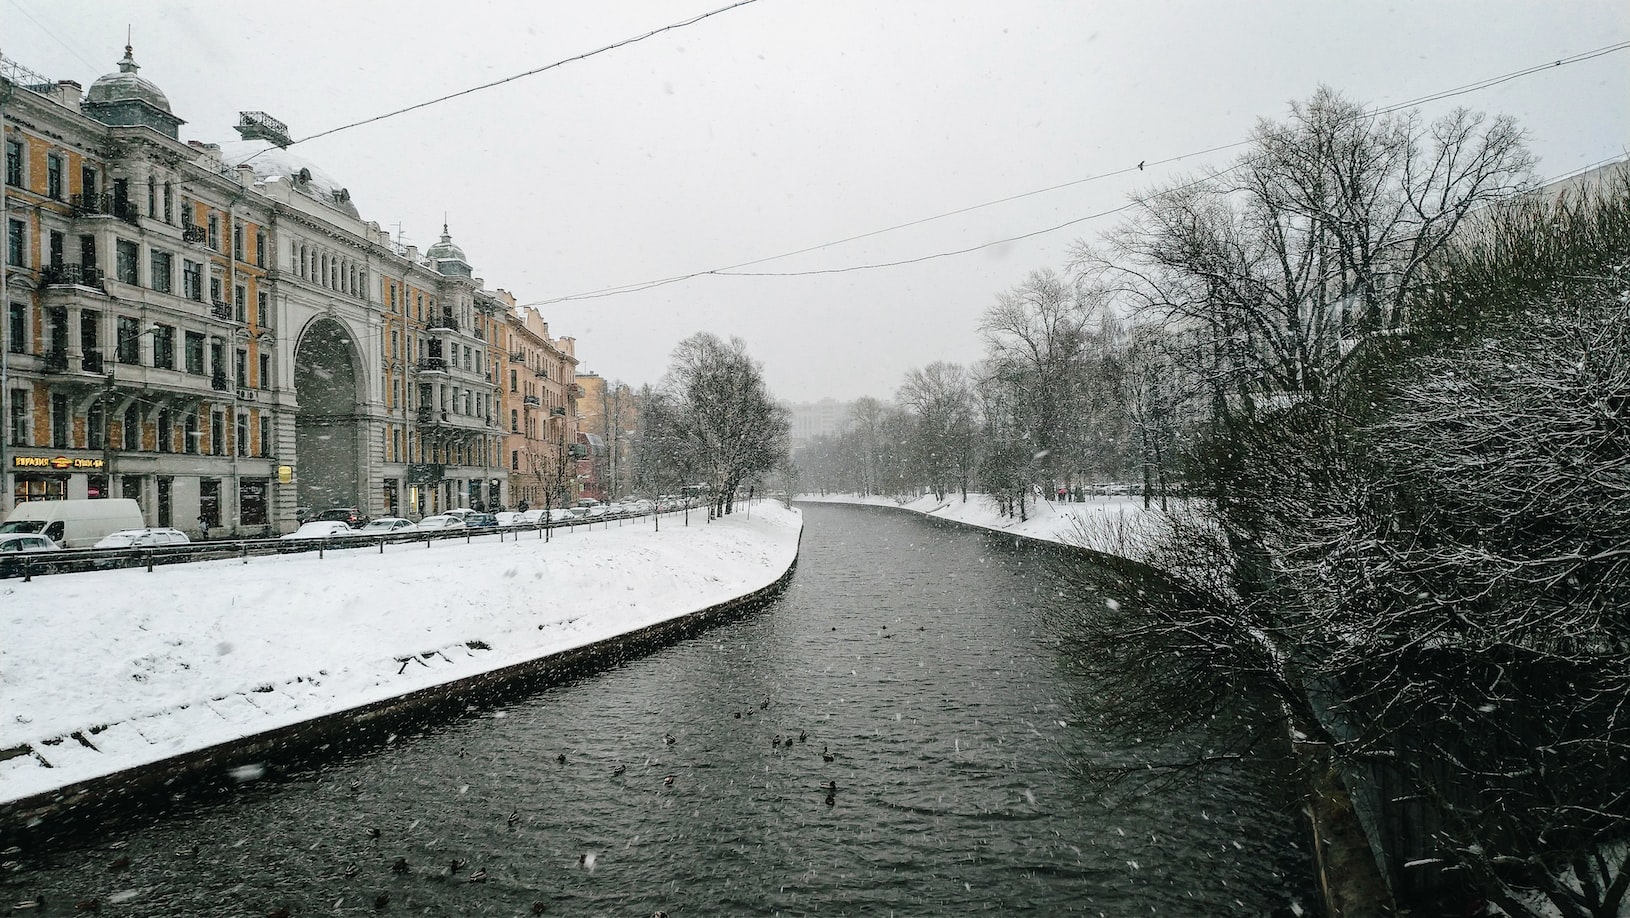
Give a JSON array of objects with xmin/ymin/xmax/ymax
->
[
  {"xmin": 0, "ymin": 502, "xmax": 802, "ymax": 806},
  {"xmin": 796, "ymin": 491, "xmax": 1162, "ymax": 554}
]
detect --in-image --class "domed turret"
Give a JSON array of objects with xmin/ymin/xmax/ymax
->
[
  {"xmin": 83, "ymin": 45, "xmax": 185, "ymax": 139},
  {"xmin": 426, "ymin": 225, "xmax": 473, "ymax": 277}
]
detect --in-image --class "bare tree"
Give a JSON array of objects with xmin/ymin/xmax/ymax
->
[
  {"xmin": 1057, "ymin": 88, "xmax": 1537, "ymax": 916},
  {"xmin": 897, "ymin": 362, "xmax": 979, "ymax": 501},
  {"xmin": 652, "ymin": 333, "xmax": 790, "ymax": 518}
]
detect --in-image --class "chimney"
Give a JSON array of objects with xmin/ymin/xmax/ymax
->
[{"xmin": 53, "ymin": 80, "xmax": 82, "ymax": 113}]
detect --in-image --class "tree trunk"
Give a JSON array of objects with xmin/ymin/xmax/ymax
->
[{"xmin": 1298, "ymin": 741, "xmax": 1396, "ymax": 918}]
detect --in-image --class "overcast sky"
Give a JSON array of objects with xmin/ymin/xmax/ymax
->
[{"xmin": 6, "ymin": 1, "xmax": 1627, "ymax": 401}]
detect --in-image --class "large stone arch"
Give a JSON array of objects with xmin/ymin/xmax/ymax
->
[{"xmin": 293, "ymin": 315, "xmax": 365, "ymax": 513}]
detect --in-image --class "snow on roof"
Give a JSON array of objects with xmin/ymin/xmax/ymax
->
[{"xmin": 216, "ymin": 139, "xmax": 361, "ymax": 219}]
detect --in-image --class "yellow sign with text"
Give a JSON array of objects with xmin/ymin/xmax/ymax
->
[{"xmin": 11, "ymin": 455, "xmax": 106, "ymax": 471}]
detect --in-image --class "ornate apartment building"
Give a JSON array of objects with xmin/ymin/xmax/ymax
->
[
  {"xmin": 492, "ymin": 295, "xmax": 581, "ymax": 510},
  {"xmin": 1, "ymin": 46, "xmax": 577, "ymax": 533}
]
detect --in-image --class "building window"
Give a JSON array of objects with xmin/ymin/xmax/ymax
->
[
  {"xmin": 254, "ymin": 230, "xmax": 265, "ymax": 267},
  {"xmin": 236, "ymin": 411, "xmax": 249, "ymax": 456},
  {"xmin": 240, "ymin": 478, "xmax": 268, "ymax": 525},
  {"xmin": 146, "ymin": 175, "xmax": 156, "ymax": 216},
  {"xmin": 389, "ymin": 285, "xmax": 397, "ymax": 312},
  {"xmin": 163, "ymin": 182, "xmax": 173, "ymax": 223},
  {"xmin": 150, "ymin": 250, "xmax": 173, "ymax": 293},
  {"xmin": 3, "ymin": 138, "xmax": 21, "ymax": 187},
  {"xmin": 117, "ymin": 316, "xmax": 141, "ymax": 365},
  {"xmin": 157, "ymin": 476, "xmax": 173, "ymax": 526},
  {"xmin": 210, "ymin": 411, "xmax": 223, "ymax": 456},
  {"xmin": 8, "ymin": 388, "xmax": 27, "ymax": 445},
  {"xmin": 258, "ymin": 353, "xmax": 270, "ymax": 390},
  {"xmin": 232, "ymin": 223, "xmax": 243, "ymax": 261},
  {"xmin": 199, "ymin": 479, "xmax": 220, "ymax": 528},
  {"xmin": 152, "ymin": 324, "xmax": 175, "ymax": 370},
  {"xmin": 257, "ymin": 290, "xmax": 268, "ymax": 328},
  {"xmin": 184, "ymin": 412, "xmax": 199, "ymax": 453},
  {"xmin": 207, "ymin": 213, "xmax": 220, "ymax": 251},
  {"xmin": 48, "ymin": 154, "xmax": 64, "ymax": 200},
  {"xmin": 184, "ymin": 331, "xmax": 205, "ymax": 375},
  {"xmin": 87, "ymin": 401, "xmax": 104, "ymax": 450},
  {"xmin": 209, "ymin": 276, "xmax": 222, "ymax": 306},
  {"xmin": 182, "ymin": 260, "xmax": 203, "ymax": 300},
  {"xmin": 259, "ymin": 414, "xmax": 271, "ymax": 457},
  {"xmin": 116, "ymin": 239, "xmax": 139, "ymax": 285},
  {"xmin": 157, "ymin": 409, "xmax": 172, "ymax": 453},
  {"xmin": 510, "ymin": 369, "xmax": 517, "ymax": 392},
  {"xmin": 511, "ymin": 409, "xmax": 519, "ymax": 433},
  {"xmin": 123, "ymin": 404, "xmax": 141, "ymax": 451},
  {"xmin": 235, "ymin": 284, "xmax": 247, "ymax": 323},
  {"xmin": 7, "ymin": 302, "xmax": 24, "ymax": 353},
  {"xmin": 50, "ymin": 393, "xmax": 69, "ymax": 448},
  {"xmin": 235, "ymin": 349, "xmax": 247, "ymax": 389},
  {"xmin": 6, "ymin": 219, "xmax": 23, "ymax": 269}
]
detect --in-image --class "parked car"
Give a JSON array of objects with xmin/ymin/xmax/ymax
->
[
  {"xmin": 443, "ymin": 508, "xmax": 479, "ymax": 521},
  {"xmin": 281, "ymin": 521, "xmax": 357, "ymax": 540},
  {"xmin": 494, "ymin": 511, "xmax": 524, "ymax": 528},
  {"xmin": 315, "ymin": 507, "xmax": 369, "ymax": 529},
  {"xmin": 411, "ymin": 515, "xmax": 466, "ymax": 532},
  {"xmin": 92, "ymin": 528, "xmax": 192, "ymax": 549},
  {"xmin": 464, "ymin": 513, "xmax": 499, "ymax": 529},
  {"xmin": 517, "ymin": 509, "xmax": 547, "ymax": 526},
  {"xmin": 359, "ymin": 517, "xmax": 414, "ymax": 534},
  {"xmin": 0, "ymin": 532, "xmax": 61, "ymax": 578}
]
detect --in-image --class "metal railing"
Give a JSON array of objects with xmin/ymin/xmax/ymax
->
[
  {"xmin": 415, "ymin": 357, "xmax": 447, "ymax": 373},
  {"xmin": 41, "ymin": 263, "xmax": 105, "ymax": 289},
  {"xmin": 0, "ymin": 504, "xmax": 701, "ymax": 582}
]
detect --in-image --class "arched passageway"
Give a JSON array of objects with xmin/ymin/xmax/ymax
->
[{"xmin": 293, "ymin": 317, "xmax": 364, "ymax": 512}]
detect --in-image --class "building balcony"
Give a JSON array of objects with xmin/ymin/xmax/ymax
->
[
  {"xmin": 41, "ymin": 263, "xmax": 105, "ymax": 289},
  {"xmin": 210, "ymin": 302, "xmax": 235, "ymax": 321},
  {"xmin": 522, "ymin": 395, "xmax": 541, "ymax": 408},
  {"xmin": 427, "ymin": 312, "xmax": 459, "ymax": 333},
  {"xmin": 415, "ymin": 357, "xmax": 447, "ymax": 375},
  {"xmin": 181, "ymin": 224, "xmax": 209, "ymax": 245},
  {"xmin": 40, "ymin": 349, "xmax": 69, "ymax": 373},
  {"xmin": 211, "ymin": 370, "xmax": 229, "ymax": 392},
  {"xmin": 550, "ymin": 406, "xmax": 567, "ymax": 417},
  {"xmin": 567, "ymin": 382, "xmax": 583, "ymax": 398},
  {"xmin": 81, "ymin": 349, "xmax": 105, "ymax": 373},
  {"xmin": 70, "ymin": 193, "xmax": 141, "ymax": 226},
  {"xmin": 508, "ymin": 350, "xmax": 525, "ymax": 362}
]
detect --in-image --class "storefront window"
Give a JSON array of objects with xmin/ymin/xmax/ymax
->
[{"xmin": 240, "ymin": 478, "xmax": 268, "ymax": 526}]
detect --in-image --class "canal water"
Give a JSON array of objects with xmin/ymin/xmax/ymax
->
[{"xmin": 3, "ymin": 503, "xmax": 1307, "ymax": 915}]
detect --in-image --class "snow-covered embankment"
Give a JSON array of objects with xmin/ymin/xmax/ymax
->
[{"xmin": 0, "ymin": 503, "xmax": 802, "ymax": 811}]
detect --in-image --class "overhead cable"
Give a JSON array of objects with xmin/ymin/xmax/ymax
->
[{"xmin": 534, "ymin": 39, "xmax": 1630, "ymax": 301}]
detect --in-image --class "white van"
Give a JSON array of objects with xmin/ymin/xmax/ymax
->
[{"xmin": 0, "ymin": 499, "xmax": 146, "ymax": 549}]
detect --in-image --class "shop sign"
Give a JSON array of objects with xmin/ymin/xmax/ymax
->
[{"xmin": 12, "ymin": 455, "xmax": 106, "ymax": 471}]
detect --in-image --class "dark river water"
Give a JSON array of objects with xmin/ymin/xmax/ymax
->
[{"xmin": 4, "ymin": 503, "xmax": 1307, "ymax": 916}]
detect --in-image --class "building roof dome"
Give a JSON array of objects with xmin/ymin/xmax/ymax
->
[
  {"xmin": 425, "ymin": 225, "xmax": 467, "ymax": 262},
  {"xmin": 426, "ymin": 225, "xmax": 473, "ymax": 276},
  {"xmin": 85, "ymin": 45, "xmax": 172, "ymax": 113}
]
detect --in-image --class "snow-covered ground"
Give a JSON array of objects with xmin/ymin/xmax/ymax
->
[
  {"xmin": 0, "ymin": 502, "xmax": 801, "ymax": 804},
  {"xmin": 796, "ymin": 491, "xmax": 1162, "ymax": 554}
]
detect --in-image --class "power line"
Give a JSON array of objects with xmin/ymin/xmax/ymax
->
[
  {"xmin": 533, "ymin": 38, "xmax": 1630, "ymax": 301},
  {"xmin": 242, "ymin": 0, "xmax": 762, "ymax": 162}
]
